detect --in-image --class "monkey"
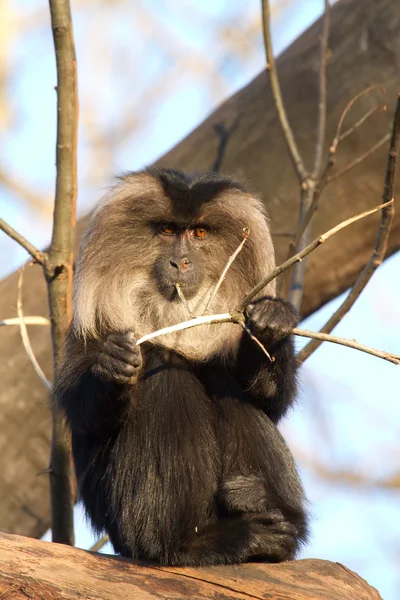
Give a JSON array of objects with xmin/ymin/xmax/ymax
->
[{"xmin": 54, "ymin": 167, "xmax": 308, "ymax": 566}]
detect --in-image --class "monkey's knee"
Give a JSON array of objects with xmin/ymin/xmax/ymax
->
[{"xmin": 220, "ymin": 475, "xmax": 270, "ymax": 513}]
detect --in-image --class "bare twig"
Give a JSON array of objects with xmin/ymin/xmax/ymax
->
[
  {"xmin": 47, "ymin": 0, "xmax": 79, "ymax": 546},
  {"xmin": 238, "ymin": 321, "xmax": 273, "ymax": 362},
  {"xmin": 287, "ymin": 94, "xmax": 388, "ymax": 266},
  {"xmin": 135, "ymin": 309, "xmax": 398, "ymax": 367},
  {"xmin": 136, "ymin": 313, "xmax": 234, "ymax": 346},
  {"xmin": 339, "ymin": 105, "xmax": 387, "ymax": 143},
  {"xmin": 329, "ymin": 85, "xmax": 385, "ymax": 155},
  {"xmin": 261, "ymin": 0, "xmax": 307, "ymax": 182},
  {"xmin": 287, "ymin": 184, "xmax": 315, "ymax": 309},
  {"xmin": 0, "ymin": 316, "xmax": 50, "ymax": 326},
  {"xmin": 280, "ymin": 86, "xmax": 387, "ymax": 301},
  {"xmin": 312, "ymin": 0, "xmax": 330, "ymax": 179},
  {"xmin": 0, "ymin": 218, "xmax": 47, "ymax": 266},
  {"xmin": 298, "ymin": 95, "xmax": 400, "ymax": 363},
  {"xmin": 17, "ymin": 269, "xmax": 51, "ymax": 390},
  {"xmin": 236, "ymin": 200, "xmax": 393, "ymax": 312},
  {"xmin": 292, "ymin": 183, "xmax": 324, "ymax": 249},
  {"xmin": 175, "ymin": 284, "xmax": 194, "ymax": 318},
  {"xmin": 89, "ymin": 534, "xmax": 110, "ymax": 553},
  {"xmin": 204, "ymin": 227, "xmax": 249, "ymax": 314},
  {"xmin": 212, "ymin": 115, "xmax": 240, "ymax": 173},
  {"xmin": 327, "ymin": 133, "xmax": 391, "ymax": 184},
  {"xmin": 280, "ymin": 1, "xmax": 331, "ymax": 309},
  {"xmin": 293, "ymin": 328, "xmax": 399, "ymax": 365}
]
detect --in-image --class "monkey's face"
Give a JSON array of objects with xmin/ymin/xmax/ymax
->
[
  {"xmin": 73, "ymin": 169, "xmax": 277, "ymax": 358},
  {"xmin": 153, "ymin": 223, "xmax": 209, "ymax": 301}
]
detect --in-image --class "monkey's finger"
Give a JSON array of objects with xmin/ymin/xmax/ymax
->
[
  {"xmin": 107, "ymin": 331, "xmax": 138, "ymax": 351},
  {"xmin": 97, "ymin": 353, "xmax": 139, "ymax": 376},
  {"xmin": 91, "ymin": 362, "xmax": 137, "ymax": 385},
  {"xmin": 103, "ymin": 341, "xmax": 142, "ymax": 367}
]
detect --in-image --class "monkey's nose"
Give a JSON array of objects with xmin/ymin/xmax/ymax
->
[{"xmin": 169, "ymin": 257, "xmax": 191, "ymax": 273}]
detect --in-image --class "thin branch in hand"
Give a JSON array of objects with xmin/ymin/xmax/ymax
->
[
  {"xmin": 0, "ymin": 316, "xmax": 50, "ymax": 326},
  {"xmin": 238, "ymin": 321, "xmax": 273, "ymax": 362},
  {"xmin": 236, "ymin": 199, "xmax": 393, "ymax": 312},
  {"xmin": 298, "ymin": 95, "xmax": 400, "ymax": 363},
  {"xmin": 136, "ymin": 313, "xmax": 234, "ymax": 346},
  {"xmin": 204, "ymin": 227, "xmax": 249, "ymax": 314},
  {"xmin": 261, "ymin": 0, "xmax": 307, "ymax": 182},
  {"xmin": 327, "ymin": 133, "xmax": 391, "ymax": 184},
  {"xmin": 0, "ymin": 218, "xmax": 47, "ymax": 266},
  {"xmin": 293, "ymin": 328, "xmax": 400, "ymax": 365},
  {"xmin": 212, "ymin": 115, "xmax": 240, "ymax": 173},
  {"xmin": 312, "ymin": 0, "xmax": 330, "ymax": 179},
  {"xmin": 17, "ymin": 268, "xmax": 51, "ymax": 390}
]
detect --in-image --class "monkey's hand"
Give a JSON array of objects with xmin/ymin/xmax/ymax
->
[
  {"xmin": 245, "ymin": 296, "xmax": 298, "ymax": 350},
  {"xmin": 92, "ymin": 331, "xmax": 142, "ymax": 385}
]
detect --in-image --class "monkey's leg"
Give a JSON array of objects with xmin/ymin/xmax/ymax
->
[
  {"xmin": 215, "ymin": 398, "xmax": 308, "ymax": 563},
  {"xmin": 161, "ymin": 511, "xmax": 297, "ymax": 566}
]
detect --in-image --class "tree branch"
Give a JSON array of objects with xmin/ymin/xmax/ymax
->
[
  {"xmin": 0, "ymin": 316, "xmax": 50, "ymax": 326},
  {"xmin": 236, "ymin": 200, "xmax": 393, "ymax": 312},
  {"xmin": 17, "ymin": 268, "xmax": 51, "ymax": 390},
  {"xmin": 47, "ymin": 0, "xmax": 79, "ymax": 546},
  {"xmin": 261, "ymin": 0, "xmax": 307, "ymax": 182},
  {"xmin": 329, "ymin": 85, "xmax": 385, "ymax": 155},
  {"xmin": 293, "ymin": 328, "xmax": 399, "ymax": 365},
  {"xmin": 0, "ymin": 218, "xmax": 47, "ymax": 266},
  {"xmin": 204, "ymin": 227, "xmax": 249, "ymax": 314},
  {"xmin": 279, "ymin": 86, "xmax": 386, "ymax": 303},
  {"xmin": 298, "ymin": 95, "xmax": 400, "ymax": 363},
  {"xmin": 327, "ymin": 133, "xmax": 391, "ymax": 184},
  {"xmin": 312, "ymin": 0, "xmax": 330, "ymax": 179}
]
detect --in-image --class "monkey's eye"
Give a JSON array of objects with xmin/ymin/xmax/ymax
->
[
  {"xmin": 159, "ymin": 224, "xmax": 176, "ymax": 236},
  {"xmin": 192, "ymin": 227, "xmax": 208, "ymax": 239}
]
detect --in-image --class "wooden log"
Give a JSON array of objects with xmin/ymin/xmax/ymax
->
[
  {"xmin": 0, "ymin": 531, "xmax": 382, "ymax": 600},
  {"xmin": 0, "ymin": 0, "xmax": 399, "ymax": 539}
]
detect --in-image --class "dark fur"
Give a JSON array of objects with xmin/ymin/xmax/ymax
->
[{"xmin": 54, "ymin": 168, "xmax": 308, "ymax": 565}]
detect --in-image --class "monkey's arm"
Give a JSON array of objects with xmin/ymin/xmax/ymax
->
[
  {"xmin": 235, "ymin": 297, "xmax": 298, "ymax": 423},
  {"xmin": 53, "ymin": 330, "xmax": 142, "ymax": 436}
]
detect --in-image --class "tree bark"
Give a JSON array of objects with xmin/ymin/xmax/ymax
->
[
  {"xmin": 0, "ymin": 531, "xmax": 382, "ymax": 600},
  {"xmin": 0, "ymin": 0, "xmax": 399, "ymax": 539}
]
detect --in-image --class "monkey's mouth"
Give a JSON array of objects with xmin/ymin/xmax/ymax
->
[
  {"xmin": 172, "ymin": 280, "xmax": 198, "ymax": 301},
  {"xmin": 157, "ymin": 279, "xmax": 200, "ymax": 303},
  {"xmin": 153, "ymin": 261, "xmax": 204, "ymax": 302}
]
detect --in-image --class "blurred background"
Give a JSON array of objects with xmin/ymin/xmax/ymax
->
[{"xmin": 0, "ymin": 1, "xmax": 399, "ymax": 598}]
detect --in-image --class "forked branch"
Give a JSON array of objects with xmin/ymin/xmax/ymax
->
[{"xmin": 298, "ymin": 94, "xmax": 400, "ymax": 363}]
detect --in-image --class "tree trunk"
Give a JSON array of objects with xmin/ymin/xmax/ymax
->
[
  {"xmin": 0, "ymin": 0, "xmax": 399, "ymax": 538},
  {"xmin": 0, "ymin": 532, "xmax": 382, "ymax": 600}
]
